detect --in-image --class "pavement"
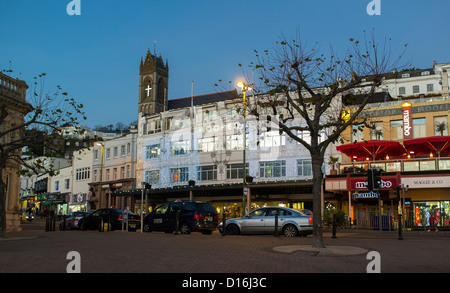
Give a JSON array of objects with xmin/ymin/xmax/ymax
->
[{"xmin": 2, "ymin": 218, "xmax": 450, "ymax": 275}]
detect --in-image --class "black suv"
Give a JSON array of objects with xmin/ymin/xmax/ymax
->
[{"xmin": 143, "ymin": 200, "xmax": 218, "ymax": 234}]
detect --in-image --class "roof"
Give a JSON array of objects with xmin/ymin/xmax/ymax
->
[{"xmin": 168, "ymin": 90, "xmax": 239, "ymax": 110}]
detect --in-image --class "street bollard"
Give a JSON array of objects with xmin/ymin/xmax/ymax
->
[
  {"xmin": 174, "ymin": 213, "xmax": 180, "ymax": 235},
  {"xmin": 274, "ymin": 213, "xmax": 279, "ymax": 237},
  {"xmin": 222, "ymin": 212, "xmax": 226, "ymax": 236},
  {"xmin": 398, "ymin": 214, "xmax": 403, "ymax": 240},
  {"xmin": 45, "ymin": 217, "xmax": 49, "ymax": 232},
  {"xmin": 62, "ymin": 215, "xmax": 66, "ymax": 231},
  {"xmin": 332, "ymin": 213, "xmax": 337, "ymax": 239}
]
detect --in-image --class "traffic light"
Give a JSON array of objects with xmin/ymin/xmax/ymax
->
[
  {"xmin": 367, "ymin": 169, "xmax": 373, "ymax": 191},
  {"xmin": 373, "ymin": 169, "xmax": 382, "ymax": 190},
  {"xmin": 395, "ymin": 186, "xmax": 401, "ymax": 201}
]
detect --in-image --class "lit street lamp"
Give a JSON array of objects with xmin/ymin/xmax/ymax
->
[
  {"xmin": 236, "ymin": 80, "xmax": 252, "ymax": 216},
  {"xmin": 96, "ymin": 142, "xmax": 104, "ymax": 209}
]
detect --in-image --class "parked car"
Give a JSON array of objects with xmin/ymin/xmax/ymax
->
[
  {"xmin": 79, "ymin": 208, "xmax": 141, "ymax": 231},
  {"xmin": 220, "ymin": 206, "xmax": 313, "ymax": 237},
  {"xmin": 143, "ymin": 200, "xmax": 218, "ymax": 234},
  {"xmin": 59, "ymin": 211, "xmax": 91, "ymax": 230}
]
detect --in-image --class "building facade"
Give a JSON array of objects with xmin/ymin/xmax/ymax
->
[
  {"xmin": 325, "ymin": 62, "xmax": 450, "ymax": 230},
  {"xmin": 0, "ymin": 72, "xmax": 30, "ymax": 232}
]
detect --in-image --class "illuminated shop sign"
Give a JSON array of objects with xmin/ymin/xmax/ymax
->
[
  {"xmin": 402, "ymin": 102, "xmax": 413, "ymax": 139},
  {"xmin": 351, "ymin": 178, "xmax": 396, "ymax": 190},
  {"xmin": 352, "ymin": 191, "xmax": 379, "ymax": 199}
]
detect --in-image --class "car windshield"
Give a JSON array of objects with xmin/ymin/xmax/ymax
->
[{"xmin": 197, "ymin": 203, "xmax": 215, "ymax": 213}]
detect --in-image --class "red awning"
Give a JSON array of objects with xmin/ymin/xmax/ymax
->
[
  {"xmin": 403, "ymin": 136, "xmax": 450, "ymax": 157},
  {"xmin": 337, "ymin": 140, "xmax": 406, "ymax": 160}
]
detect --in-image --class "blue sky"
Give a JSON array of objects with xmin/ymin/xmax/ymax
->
[{"xmin": 1, "ymin": 0, "xmax": 449, "ymax": 128}]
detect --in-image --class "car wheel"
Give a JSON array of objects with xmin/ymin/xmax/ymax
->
[
  {"xmin": 80, "ymin": 222, "xmax": 86, "ymax": 231},
  {"xmin": 180, "ymin": 223, "xmax": 191, "ymax": 234},
  {"xmin": 282, "ymin": 225, "xmax": 298, "ymax": 237},
  {"xmin": 225, "ymin": 224, "xmax": 240, "ymax": 235}
]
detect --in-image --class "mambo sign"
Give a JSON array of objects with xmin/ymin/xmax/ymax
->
[
  {"xmin": 351, "ymin": 178, "xmax": 396, "ymax": 190},
  {"xmin": 402, "ymin": 102, "xmax": 413, "ymax": 139},
  {"xmin": 353, "ymin": 191, "xmax": 379, "ymax": 200}
]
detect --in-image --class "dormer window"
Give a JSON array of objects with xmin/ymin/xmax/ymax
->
[
  {"xmin": 421, "ymin": 71, "xmax": 430, "ymax": 76},
  {"xmin": 402, "ymin": 73, "xmax": 410, "ymax": 78}
]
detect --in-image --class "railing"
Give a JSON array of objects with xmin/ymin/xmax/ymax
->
[{"xmin": 339, "ymin": 157, "xmax": 450, "ymax": 174}]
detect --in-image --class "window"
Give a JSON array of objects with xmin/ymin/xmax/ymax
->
[
  {"xmin": 106, "ymin": 169, "xmax": 110, "ymax": 181},
  {"xmin": 76, "ymin": 167, "xmax": 90, "ymax": 181},
  {"xmin": 126, "ymin": 165, "xmax": 130, "ymax": 178},
  {"xmin": 198, "ymin": 137, "xmax": 216, "ymax": 153},
  {"xmin": 421, "ymin": 71, "xmax": 430, "ymax": 76},
  {"xmin": 227, "ymin": 163, "xmax": 249, "ymax": 179},
  {"xmin": 113, "ymin": 168, "xmax": 117, "ymax": 180},
  {"xmin": 65, "ymin": 179, "xmax": 70, "ymax": 190},
  {"xmin": 352, "ymin": 124, "xmax": 364, "ymax": 142},
  {"xmin": 147, "ymin": 120, "xmax": 162, "ymax": 134},
  {"xmin": 113, "ymin": 147, "xmax": 118, "ymax": 158},
  {"xmin": 120, "ymin": 167, "xmax": 125, "ymax": 179},
  {"xmin": 297, "ymin": 160, "xmax": 312, "ymax": 176},
  {"xmin": 155, "ymin": 203, "xmax": 169, "ymax": 214},
  {"xmin": 260, "ymin": 161, "xmax": 286, "ymax": 178},
  {"xmin": 106, "ymin": 148, "xmax": 111, "ymax": 159},
  {"xmin": 55, "ymin": 181, "xmax": 59, "ymax": 191},
  {"xmin": 146, "ymin": 144, "xmax": 161, "ymax": 159},
  {"xmin": 170, "ymin": 167, "xmax": 189, "ymax": 183},
  {"xmin": 399, "ymin": 87, "xmax": 406, "ymax": 95},
  {"xmin": 197, "ymin": 165, "xmax": 217, "ymax": 181},
  {"xmin": 390, "ymin": 120, "xmax": 403, "ymax": 140},
  {"xmin": 413, "ymin": 118, "xmax": 426, "ymax": 138},
  {"xmin": 402, "ymin": 73, "xmax": 410, "ymax": 78},
  {"xmin": 427, "ymin": 84, "xmax": 434, "ymax": 92},
  {"xmin": 412, "ymin": 85, "xmax": 420, "ymax": 94},
  {"xmin": 434, "ymin": 116, "xmax": 448, "ymax": 136},
  {"xmin": 171, "ymin": 140, "xmax": 190, "ymax": 155},
  {"xmin": 226, "ymin": 134, "xmax": 245, "ymax": 150},
  {"xmin": 247, "ymin": 209, "xmax": 267, "ymax": 218},
  {"xmin": 259, "ymin": 131, "xmax": 286, "ymax": 148},
  {"xmin": 121, "ymin": 145, "xmax": 125, "ymax": 156},
  {"xmin": 371, "ymin": 122, "xmax": 384, "ymax": 140},
  {"xmin": 94, "ymin": 150, "xmax": 98, "ymax": 160},
  {"xmin": 145, "ymin": 170, "xmax": 160, "ymax": 184},
  {"xmin": 127, "ymin": 143, "xmax": 131, "ymax": 154}
]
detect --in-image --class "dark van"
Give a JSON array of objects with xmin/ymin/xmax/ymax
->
[{"xmin": 143, "ymin": 200, "xmax": 218, "ymax": 234}]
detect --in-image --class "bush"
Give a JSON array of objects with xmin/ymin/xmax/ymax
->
[{"xmin": 323, "ymin": 209, "xmax": 347, "ymax": 226}]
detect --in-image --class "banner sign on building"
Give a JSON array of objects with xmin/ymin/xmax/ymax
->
[{"xmin": 402, "ymin": 102, "xmax": 413, "ymax": 139}]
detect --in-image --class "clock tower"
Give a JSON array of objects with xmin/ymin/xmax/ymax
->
[{"xmin": 138, "ymin": 50, "xmax": 169, "ymax": 116}]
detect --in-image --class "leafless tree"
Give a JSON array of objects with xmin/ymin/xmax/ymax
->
[
  {"xmin": 0, "ymin": 72, "xmax": 86, "ymax": 237},
  {"xmin": 243, "ymin": 31, "xmax": 406, "ymax": 248}
]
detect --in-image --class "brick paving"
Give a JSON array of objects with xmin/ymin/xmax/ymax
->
[{"xmin": 2, "ymin": 219, "xmax": 450, "ymax": 274}]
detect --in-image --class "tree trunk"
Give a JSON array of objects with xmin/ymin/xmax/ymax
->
[{"xmin": 311, "ymin": 152, "xmax": 325, "ymax": 248}]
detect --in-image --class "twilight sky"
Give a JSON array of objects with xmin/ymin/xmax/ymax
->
[{"xmin": 1, "ymin": 0, "xmax": 449, "ymax": 128}]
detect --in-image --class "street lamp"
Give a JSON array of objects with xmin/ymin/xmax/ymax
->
[
  {"xmin": 96, "ymin": 142, "xmax": 104, "ymax": 210},
  {"xmin": 236, "ymin": 80, "xmax": 252, "ymax": 216}
]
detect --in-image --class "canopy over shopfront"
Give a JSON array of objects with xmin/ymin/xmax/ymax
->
[
  {"xmin": 403, "ymin": 136, "xmax": 450, "ymax": 157},
  {"xmin": 336, "ymin": 140, "xmax": 406, "ymax": 161}
]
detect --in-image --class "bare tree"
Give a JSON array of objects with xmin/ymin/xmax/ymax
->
[
  {"xmin": 0, "ymin": 72, "xmax": 86, "ymax": 238},
  {"xmin": 242, "ymin": 31, "xmax": 406, "ymax": 248}
]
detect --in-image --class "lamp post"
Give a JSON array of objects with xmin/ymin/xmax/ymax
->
[
  {"xmin": 237, "ymin": 81, "xmax": 252, "ymax": 216},
  {"xmin": 96, "ymin": 142, "xmax": 104, "ymax": 210}
]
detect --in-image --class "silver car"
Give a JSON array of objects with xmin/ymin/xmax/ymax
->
[{"xmin": 224, "ymin": 206, "xmax": 313, "ymax": 237}]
